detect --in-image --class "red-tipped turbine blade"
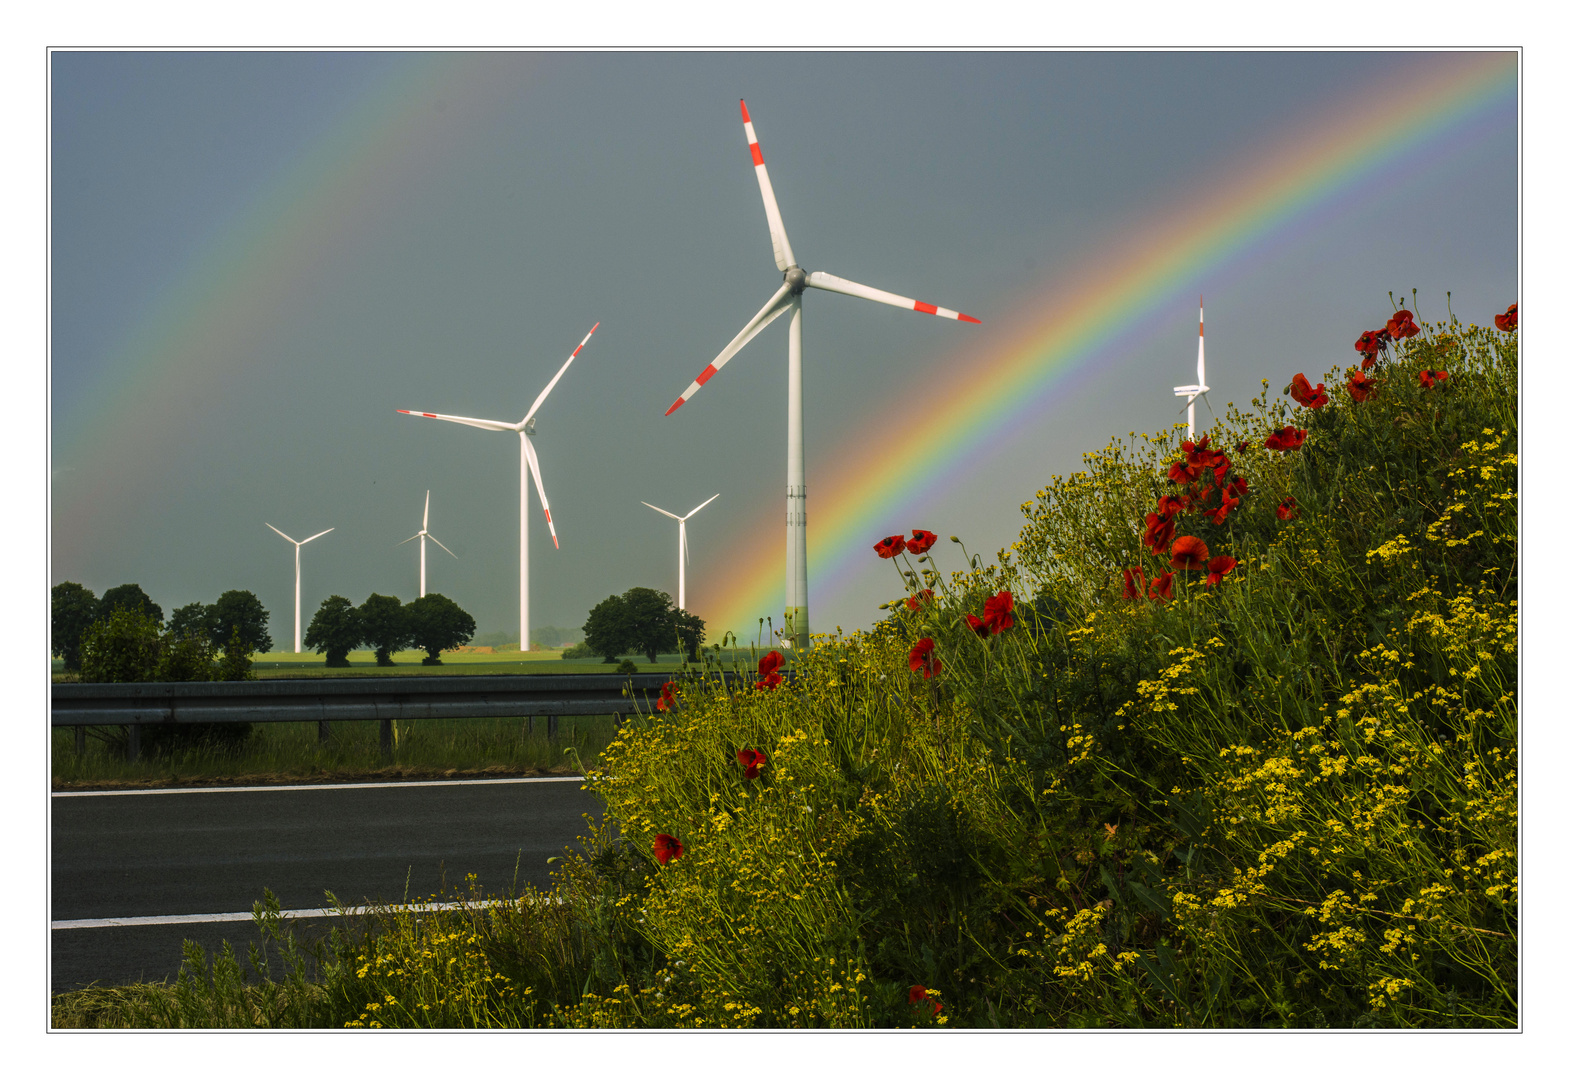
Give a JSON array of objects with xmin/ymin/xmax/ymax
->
[
  {"xmin": 740, "ymin": 100, "xmax": 796, "ymax": 272},
  {"xmin": 665, "ymin": 283, "xmax": 794, "ymax": 416},
  {"xmin": 805, "ymin": 271, "xmax": 979, "ymax": 323}
]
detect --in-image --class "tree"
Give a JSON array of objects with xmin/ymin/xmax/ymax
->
[
  {"xmin": 623, "ymin": 587, "xmax": 678, "ymax": 663},
  {"xmin": 52, "ymin": 581, "xmax": 98, "ymax": 672},
  {"xmin": 304, "ymin": 595, "xmax": 362, "ymax": 667},
  {"xmin": 210, "ymin": 590, "xmax": 272, "ymax": 656},
  {"xmin": 672, "ymin": 607, "xmax": 706, "ymax": 662},
  {"xmin": 582, "ymin": 587, "xmax": 680, "ymax": 664},
  {"xmin": 167, "ymin": 601, "xmax": 214, "ymax": 645},
  {"xmin": 405, "ymin": 593, "xmax": 477, "ymax": 665},
  {"xmin": 582, "ymin": 594, "xmax": 633, "ymax": 663},
  {"xmin": 359, "ymin": 593, "xmax": 411, "ymax": 666},
  {"xmin": 98, "ymin": 583, "xmax": 162, "ymax": 626},
  {"xmin": 79, "ymin": 607, "xmax": 165, "ymax": 684}
]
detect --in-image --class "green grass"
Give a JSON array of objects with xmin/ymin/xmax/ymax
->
[{"xmin": 52, "ymin": 714, "xmax": 618, "ymax": 789}]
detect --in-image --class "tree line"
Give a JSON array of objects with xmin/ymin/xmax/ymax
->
[
  {"xmin": 578, "ymin": 586, "xmax": 703, "ymax": 663},
  {"xmin": 305, "ymin": 593, "xmax": 475, "ymax": 666},
  {"xmin": 51, "ymin": 581, "xmax": 271, "ymax": 675}
]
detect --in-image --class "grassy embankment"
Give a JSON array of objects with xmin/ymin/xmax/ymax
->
[{"xmin": 53, "ymin": 305, "xmax": 1516, "ymax": 1028}]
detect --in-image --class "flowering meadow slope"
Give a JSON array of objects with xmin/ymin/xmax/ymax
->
[{"xmin": 55, "ymin": 302, "xmax": 1517, "ymax": 1029}]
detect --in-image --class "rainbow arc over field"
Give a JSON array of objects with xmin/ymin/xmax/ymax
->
[{"xmin": 702, "ymin": 51, "xmax": 1516, "ymax": 639}]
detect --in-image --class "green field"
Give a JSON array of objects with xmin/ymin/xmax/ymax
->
[{"xmin": 52, "ymin": 714, "xmax": 618, "ymax": 789}]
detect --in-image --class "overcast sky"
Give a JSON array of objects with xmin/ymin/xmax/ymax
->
[{"xmin": 49, "ymin": 50, "xmax": 1518, "ymax": 646}]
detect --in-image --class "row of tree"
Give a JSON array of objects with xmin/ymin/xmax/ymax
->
[
  {"xmin": 580, "ymin": 587, "xmax": 704, "ymax": 663},
  {"xmin": 52, "ymin": 581, "xmax": 271, "ymax": 673},
  {"xmin": 305, "ymin": 593, "xmax": 476, "ymax": 666}
]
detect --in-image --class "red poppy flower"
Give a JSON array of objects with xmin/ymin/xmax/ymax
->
[
  {"xmin": 1156, "ymin": 494, "xmax": 1190, "ymax": 518},
  {"xmin": 983, "ymin": 591, "xmax": 1015, "ymax": 634},
  {"xmin": 874, "ymin": 534, "xmax": 907, "ymax": 559},
  {"xmin": 1495, "ymin": 303, "xmax": 1517, "ymax": 332},
  {"xmin": 757, "ymin": 650, "xmax": 785, "ymax": 690},
  {"xmin": 906, "ymin": 530, "xmax": 938, "ymax": 555},
  {"xmin": 965, "ymin": 614, "xmax": 990, "ymax": 638},
  {"xmin": 1264, "ymin": 427, "xmax": 1307, "ymax": 452},
  {"xmin": 1143, "ymin": 511, "xmax": 1177, "ymax": 554},
  {"xmin": 1121, "ymin": 566, "xmax": 1146, "ymax": 600},
  {"xmin": 1203, "ymin": 492, "xmax": 1240, "ymax": 525},
  {"xmin": 909, "ymin": 985, "xmax": 943, "ymax": 1016},
  {"xmin": 1417, "ymin": 369, "xmax": 1449, "ymax": 389},
  {"xmin": 906, "ymin": 589, "xmax": 935, "ymax": 611},
  {"xmin": 1355, "ymin": 330, "xmax": 1383, "ymax": 363},
  {"xmin": 1386, "ymin": 310, "xmax": 1419, "ymax": 340},
  {"xmin": 1204, "ymin": 555, "xmax": 1238, "ymax": 586},
  {"xmin": 1228, "ymin": 476, "xmax": 1249, "ymax": 499},
  {"xmin": 1276, "ymin": 496, "xmax": 1298, "ymax": 520},
  {"xmin": 1170, "ymin": 535, "xmax": 1210, "ymax": 571},
  {"xmin": 653, "ymin": 833, "xmax": 685, "ymax": 865},
  {"xmin": 1210, "ymin": 452, "xmax": 1232, "ymax": 483},
  {"xmin": 1167, "ymin": 459, "xmax": 1203, "ymax": 484},
  {"xmin": 1149, "ymin": 571, "xmax": 1173, "ymax": 603},
  {"xmin": 736, "ymin": 748, "xmax": 769, "ymax": 779},
  {"xmin": 1235, "ymin": 441, "xmax": 1250, "ymax": 453},
  {"xmin": 1346, "ymin": 369, "xmax": 1376, "ymax": 403},
  {"xmin": 656, "ymin": 681, "xmax": 677, "ymax": 711},
  {"xmin": 1289, "ymin": 373, "xmax": 1329, "ymax": 410},
  {"xmin": 909, "ymin": 637, "xmax": 942, "ymax": 679}
]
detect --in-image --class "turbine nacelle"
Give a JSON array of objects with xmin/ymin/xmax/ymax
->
[{"xmin": 784, "ymin": 266, "xmax": 808, "ymax": 294}]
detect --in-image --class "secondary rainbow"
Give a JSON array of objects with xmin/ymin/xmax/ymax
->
[{"xmin": 704, "ymin": 52, "xmax": 1517, "ymax": 638}]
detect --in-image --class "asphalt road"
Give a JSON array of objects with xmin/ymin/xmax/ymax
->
[{"xmin": 51, "ymin": 777, "xmax": 602, "ymax": 994}]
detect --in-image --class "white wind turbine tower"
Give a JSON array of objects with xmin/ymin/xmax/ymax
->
[
  {"xmin": 398, "ymin": 490, "xmax": 457, "ymax": 598},
  {"xmin": 642, "ymin": 493, "xmax": 720, "ymax": 612},
  {"xmin": 398, "ymin": 322, "xmax": 598, "ymax": 651},
  {"xmin": 265, "ymin": 523, "xmax": 334, "ymax": 654},
  {"xmin": 664, "ymin": 100, "xmax": 980, "ymax": 650},
  {"xmin": 1174, "ymin": 298, "xmax": 1211, "ymax": 441}
]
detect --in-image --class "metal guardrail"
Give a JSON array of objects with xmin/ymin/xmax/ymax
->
[{"xmin": 52, "ymin": 673, "xmax": 677, "ymax": 761}]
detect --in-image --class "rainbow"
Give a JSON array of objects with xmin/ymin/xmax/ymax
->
[
  {"xmin": 703, "ymin": 51, "xmax": 1517, "ymax": 638},
  {"xmin": 51, "ymin": 55, "xmax": 528, "ymax": 566}
]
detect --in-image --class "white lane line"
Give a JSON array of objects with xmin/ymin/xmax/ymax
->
[
  {"xmin": 52, "ymin": 775, "xmax": 588, "ymax": 797},
  {"xmin": 53, "ymin": 898, "xmax": 558, "ymax": 930}
]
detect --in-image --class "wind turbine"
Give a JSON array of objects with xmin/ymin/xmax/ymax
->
[
  {"xmin": 663, "ymin": 100, "xmax": 980, "ymax": 650},
  {"xmin": 1174, "ymin": 298, "xmax": 1211, "ymax": 441},
  {"xmin": 265, "ymin": 523, "xmax": 334, "ymax": 654},
  {"xmin": 397, "ymin": 322, "xmax": 597, "ymax": 651},
  {"xmin": 397, "ymin": 490, "xmax": 457, "ymax": 598},
  {"xmin": 642, "ymin": 493, "xmax": 719, "ymax": 611}
]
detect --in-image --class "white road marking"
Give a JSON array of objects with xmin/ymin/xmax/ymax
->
[{"xmin": 51, "ymin": 775, "xmax": 587, "ymax": 797}]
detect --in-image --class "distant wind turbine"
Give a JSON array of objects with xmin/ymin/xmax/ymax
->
[
  {"xmin": 397, "ymin": 322, "xmax": 598, "ymax": 651},
  {"xmin": 397, "ymin": 490, "xmax": 457, "ymax": 598},
  {"xmin": 266, "ymin": 523, "xmax": 334, "ymax": 654},
  {"xmin": 663, "ymin": 100, "xmax": 979, "ymax": 650},
  {"xmin": 642, "ymin": 493, "xmax": 720, "ymax": 611},
  {"xmin": 1174, "ymin": 298, "xmax": 1211, "ymax": 441}
]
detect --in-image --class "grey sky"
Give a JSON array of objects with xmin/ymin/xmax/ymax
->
[{"xmin": 49, "ymin": 51, "xmax": 1517, "ymax": 645}]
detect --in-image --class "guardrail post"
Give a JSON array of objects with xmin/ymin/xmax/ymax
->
[
  {"xmin": 547, "ymin": 715, "xmax": 558, "ymax": 740},
  {"xmin": 525, "ymin": 716, "xmax": 533, "ymax": 736},
  {"xmin": 380, "ymin": 718, "xmax": 393, "ymax": 761},
  {"xmin": 318, "ymin": 720, "xmax": 331, "ymax": 744},
  {"xmin": 126, "ymin": 724, "xmax": 140, "ymax": 763},
  {"xmin": 75, "ymin": 726, "xmax": 85, "ymax": 756}
]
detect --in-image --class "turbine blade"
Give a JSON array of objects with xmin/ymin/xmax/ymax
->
[
  {"xmin": 1197, "ymin": 299, "xmax": 1206, "ymax": 386},
  {"xmin": 397, "ymin": 533, "xmax": 421, "ymax": 546},
  {"xmin": 739, "ymin": 100, "xmax": 797, "ymax": 272},
  {"xmin": 265, "ymin": 523, "xmax": 298, "ymax": 544},
  {"xmin": 398, "ymin": 409, "xmax": 518, "ymax": 433},
  {"xmin": 665, "ymin": 284, "xmax": 793, "ymax": 415},
  {"xmin": 423, "ymin": 490, "xmax": 430, "ymax": 531},
  {"xmin": 428, "ymin": 534, "xmax": 458, "ymax": 559},
  {"xmin": 685, "ymin": 492, "xmax": 720, "ymax": 518},
  {"xmin": 300, "ymin": 528, "xmax": 334, "ymax": 545},
  {"xmin": 642, "ymin": 501, "xmax": 682, "ymax": 521},
  {"xmin": 520, "ymin": 322, "xmax": 599, "ymax": 427},
  {"xmin": 521, "ymin": 436, "xmax": 559, "ymax": 550},
  {"xmin": 806, "ymin": 271, "xmax": 980, "ymax": 323},
  {"xmin": 682, "ymin": 524, "xmax": 690, "ymax": 567}
]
